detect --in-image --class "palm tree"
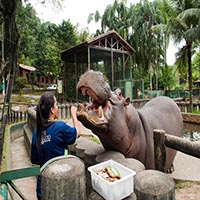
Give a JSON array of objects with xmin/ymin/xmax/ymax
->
[
  {"xmin": 88, "ymin": 0, "xmax": 129, "ymax": 38},
  {"xmin": 165, "ymin": 0, "xmax": 200, "ymax": 112},
  {"xmin": 128, "ymin": 0, "xmax": 165, "ymax": 89},
  {"xmin": 174, "ymin": 47, "xmax": 188, "ymax": 83}
]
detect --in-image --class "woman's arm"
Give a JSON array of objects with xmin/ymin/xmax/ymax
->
[{"xmin": 70, "ymin": 106, "xmax": 81, "ymax": 137}]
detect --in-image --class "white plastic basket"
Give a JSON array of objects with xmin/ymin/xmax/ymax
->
[{"xmin": 88, "ymin": 160, "xmax": 136, "ymax": 200}]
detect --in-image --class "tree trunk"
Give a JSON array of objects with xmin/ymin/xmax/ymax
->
[
  {"xmin": 0, "ymin": 0, "xmax": 19, "ymax": 165},
  {"xmin": 2, "ymin": 0, "xmax": 19, "ymax": 104},
  {"xmin": 187, "ymin": 41, "xmax": 193, "ymax": 112}
]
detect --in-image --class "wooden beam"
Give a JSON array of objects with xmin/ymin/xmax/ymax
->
[
  {"xmin": 154, "ymin": 129, "xmax": 200, "ymax": 173},
  {"xmin": 165, "ymin": 133, "xmax": 200, "ymax": 158}
]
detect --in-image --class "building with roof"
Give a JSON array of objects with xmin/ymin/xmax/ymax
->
[
  {"xmin": 18, "ymin": 63, "xmax": 36, "ymax": 84},
  {"xmin": 18, "ymin": 64, "xmax": 56, "ymax": 87},
  {"xmin": 61, "ymin": 30, "xmax": 135, "ymax": 101}
]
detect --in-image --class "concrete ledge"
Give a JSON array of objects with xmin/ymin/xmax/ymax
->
[
  {"xmin": 23, "ymin": 124, "xmax": 33, "ymax": 157},
  {"xmin": 10, "ymin": 122, "xmax": 26, "ymax": 142},
  {"xmin": 182, "ymin": 112, "xmax": 200, "ymax": 124}
]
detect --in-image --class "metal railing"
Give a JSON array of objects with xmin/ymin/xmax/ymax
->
[
  {"xmin": 0, "ymin": 166, "xmax": 40, "ymax": 200},
  {"xmin": 154, "ymin": 129, "xmax": 200, "ymax": 172}
]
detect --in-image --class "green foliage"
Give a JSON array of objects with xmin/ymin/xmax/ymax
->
[
  {"xmin": 193, "ymin": 110, "xmax": 200, "ymax": 114},
  {"xmin": 159, "ymin": 65, "xmax": 177, "ymax": 90},
  {"xmin": 77, "ymin": 28, "xmax": 91, "ymax": 43},
  {"xmin": 193, "ymin": 51, "xmax": 200, "ymax": 79},
  {"xmin": 174, "ymin": 84, "xmax": 187, "ymax": 90},
  {"xmin": 16, "ymin": 3, "xmax": 41, "ymax": 65},
  {"xmin": 11, "ymin": 0, "xmax": 200, "ymax": 98},
  {"xmin": 165, "ymin": 0, "xmax": 200, "ymax": 111},
  {"xmin": 13, "ymin": 77, "xmax": 27, "ymax": 93},
  {"xmin": 16, "ymin": 3, "xmax": 79, "ymax": 81}
]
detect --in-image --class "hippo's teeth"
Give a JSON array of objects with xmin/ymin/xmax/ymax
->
[
  {"xmin": 79, "ymin": 104, "xmax": 85, "ymax": 111},
  {"xmin": 98, "ymin": 106, "xmax": 105, "ymax": 122},
  {"xmin": 98, "ymin": 106, "xmax": 102, "ymax": 117}
]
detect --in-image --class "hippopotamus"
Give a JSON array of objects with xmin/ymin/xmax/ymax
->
[{"xmin": 76, "ymin": 70, "xmax": 183, "ymax": 171}]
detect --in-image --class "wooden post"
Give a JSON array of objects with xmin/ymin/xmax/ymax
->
[
  {"xmin": 153, "ymin": 129, "xmax": 166, "ymax": 172},
  {"xmin": 165, "ymin": 133, "xmax": 200, "ymax": 158},
  {"xmin": 154, "ymin": 129, "xmax": 200, "ymax": 173}
]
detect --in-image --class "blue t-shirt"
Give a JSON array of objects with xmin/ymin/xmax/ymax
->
[{"xmin": 31, "ymin": 121, "xmax": 77, "ymax": 198}]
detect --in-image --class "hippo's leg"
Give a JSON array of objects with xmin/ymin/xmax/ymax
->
[{"xmin": 165, "ymin": 147, "xmax": 177, "ymax": 173}]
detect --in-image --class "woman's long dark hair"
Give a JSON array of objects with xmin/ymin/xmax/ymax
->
[{"xmin": 36, "ymin": 92, "xmax": 55, "ymax": 152}]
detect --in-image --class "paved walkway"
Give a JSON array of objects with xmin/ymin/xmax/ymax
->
[
  {"xmin": 170, "ymin": 151, "xmax": 200, "ymax": 182},
  {"xmin": 9, "ymin": 121, "xmax": 200, "ymax": 199},
  {"xmin": 10, "ymin": 136, "xmax": 37, "ymax": 200}
]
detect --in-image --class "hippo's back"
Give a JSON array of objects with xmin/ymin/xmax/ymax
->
[{"xmin": 140, "ymin": 96, "xmax": 183, "ymax": 137}]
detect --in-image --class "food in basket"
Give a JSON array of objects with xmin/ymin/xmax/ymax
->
[{"xmin": 96, "ymin": 165, "xmax": 121, "ymax": 182}]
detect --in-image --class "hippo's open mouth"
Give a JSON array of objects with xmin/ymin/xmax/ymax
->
[
  {"xmin": 77, "ymin": 86, "xmax": 109, "ymax": 126},
  {"xmin": 78, "ymin": 86, "xmax": 105, "ymax": 109},
  {"xmin": 76, "ymin": 70, "xmax": 111, "ymax": 127}
]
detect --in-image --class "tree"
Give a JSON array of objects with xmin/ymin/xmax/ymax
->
[
  {"xmin": 193, "ymin": 51, "xmax": 200, "ymax": 80},
  {"xmin": 165, "ymin": 0, "xmax": 200, "ymax": 111},
  {"xmin": 15, "ymin": 2, "xmax": 79, "ymax": 85},
  {"xmin": 0, "ymin": 0, "xmax": 65, "ymax": 102},
  {"xmin": 16, "ymin": 3, "xmax": 41, "ymax": 65},
  {"xmin": 88, "ymin": 0, "xmax": 166, "ymax": 90},
  {"xmin": 88, "ymin": 0, "xmax": 130, "ymax": 38},
  {"xmin": 174, "ymin": 47, "xmax": 188, "ymax": 85},
  {"xmin": 128, "ymin": 0, "xmax": 166, "ymax": 89},
  {"xmin": 0, "ymin": 0, "xmax": 20, "ymax": 104},
  {"xmin": 33, "ymin": 20, "xmax": 78, "ymax": 81}
]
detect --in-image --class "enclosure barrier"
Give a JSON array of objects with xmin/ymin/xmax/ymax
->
[
  {"xmin": 0, "ymin": 166, "xmax": 40, "ymax": 200},
  {"xmin": 154, "ymin": 129, "xmax": 200, "ymax": 172},
  {"xmin": 40, "ymin": 155, "xmax": 86, "ymax": 200},
  {"xmin": 1, "ymin": 99, "xmax": 200, "ymax": 123},
  {"xmin": 23, "ymin": 108, "xmax": 176, "ymax": 200},
  {"xmin": 1, "ymin": 99, "xmax": 200, "ymax": 199}
]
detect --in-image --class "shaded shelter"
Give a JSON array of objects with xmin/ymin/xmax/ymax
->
[
  {"xmin": 61, "ymin": 30, "xmax": 135, "ymax": 102},
  {"xmin": 194, "ymin": 80, "xmax": 200, "ymax": 87},
  {"xmin": 18, "ymin": 63, "xmax": 35, "ymax": 84}
]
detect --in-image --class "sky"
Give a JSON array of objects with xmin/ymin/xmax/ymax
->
[{"xmin": 30, "ymin": 0, "xmax": 181, "ymax": 65}]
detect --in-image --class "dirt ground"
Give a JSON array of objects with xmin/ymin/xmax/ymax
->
[{"xmin": 175, "ymin": 181, "xmax": 200, "ymax": 200}]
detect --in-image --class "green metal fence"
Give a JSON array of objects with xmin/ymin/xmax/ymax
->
[{"xmin": 0, "ymin": 166, "xmax": 40, "ymax": 200}]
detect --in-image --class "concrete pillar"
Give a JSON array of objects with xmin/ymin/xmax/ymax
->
[
  {"xmin": 95, "ymin": 150, "xmax": 125, "ymax": 163},
  {"xmin": 40, "ymin": 155, "xmax": 86, "ymax": 200},
  {"xmin": 116, "ymin": 158, "xmax": 145, "ymax": 174},
  {"xmin": 135, "ymin": 170, "xmax": 175, "ymax": 200}
]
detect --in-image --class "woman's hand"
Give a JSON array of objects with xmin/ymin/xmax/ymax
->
[{"xmin": 71, "ymin": 105, "xmax": 78, "ymax": 116}]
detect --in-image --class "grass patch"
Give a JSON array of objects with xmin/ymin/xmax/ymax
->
[
  {"xmin": 11, "ymin": 95, "xmax": 39, "ymax": 104},
  {"xmin": 175, "ymin": 180, "xmax": 200, "ymax": 190},
  {"xmin": 0, "ymin": 94, "xmax": 40, "ymax": 104},
  {"xmin": 193, "ymin": 110, "xmax": 200, "ymax": 115},
  {"xmin": 1, "ymin": 125, "xmax": 10, "ymax": 172}
]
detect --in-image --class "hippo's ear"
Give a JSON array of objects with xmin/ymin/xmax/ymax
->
[{"xmin": 124, "ymin": 97, "xmax": 130, "ymax": 106}]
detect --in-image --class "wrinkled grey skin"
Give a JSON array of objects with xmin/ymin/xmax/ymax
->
[{"xmin": 77, "ymin": 70, "xmax": 183, "ymax": 170}]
